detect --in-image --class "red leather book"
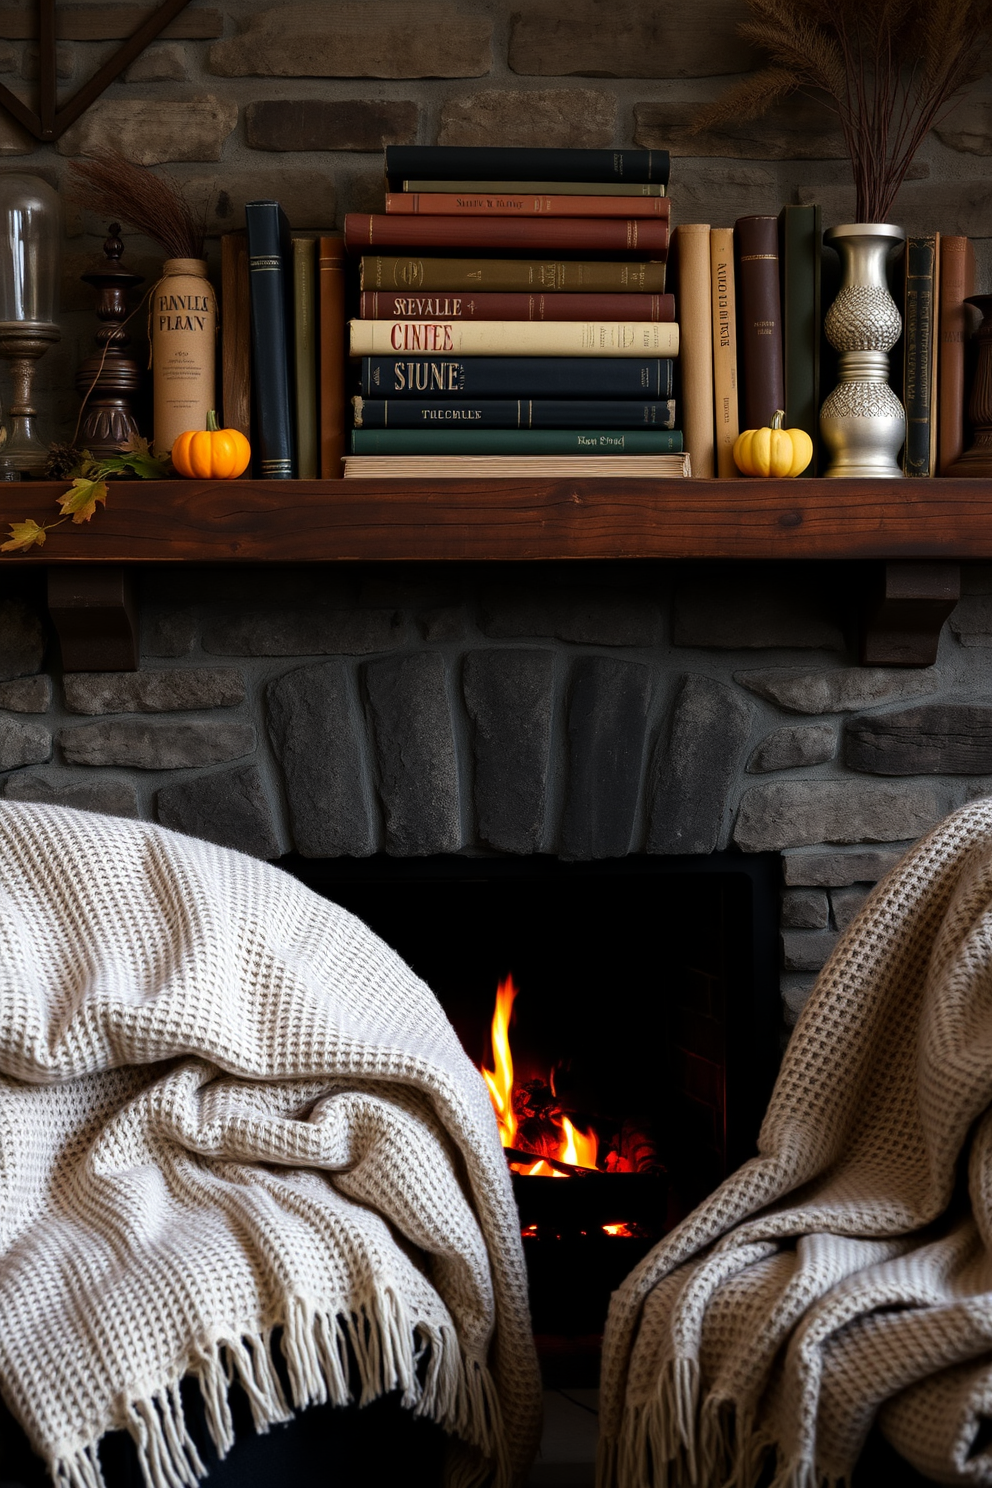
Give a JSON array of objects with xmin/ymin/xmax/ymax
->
[
  {"xmin": 343, "ymin": 213, "xmax": 669, "ymax": 258},
  {"xmin": 735, "ymin": 215, "xmax": 785, "ymax": 429},
  {"xmin": 358, "ymin": 290, "xmax": 675, "ymax": 321},
  {"xmin": 384, "ymin": 192, "xmax": 672, "ymax": 219}
]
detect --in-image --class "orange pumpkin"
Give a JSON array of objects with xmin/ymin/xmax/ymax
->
[{"xmin": 171, "ymin": 410, "xmax": 251, "ymax": 479}]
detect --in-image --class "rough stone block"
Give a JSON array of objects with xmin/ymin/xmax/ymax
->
[
  {"xmin": 2, "ymin": 772, "xmax": 138, "ymax": 817},
  {"xmin": 673, "ymin": 575, "xmax": 844, "ymax": 649},
  {"xmin": 209, "ymin": 3, "xmax": 491, "ymax": 78},
  {"xmin": 934, "ymin": 100, "xmax": 992, "ymax": 154},
  {"xmin": 748, "ymin": 724, "xmax": 836, "ymax": 773},
  {"xmin": 463, "ymin": 649, "xmax": 554, "ymax": 854},
  {"xmin": 561, "ymin": 656, "xmax": 650, "ymax": 860},
  {"xmin": 0, "ymin": 42, "xmax": 14, "ymax": 69},
  {"xmin": 266, "ymin": 662, "xmax": 374, "ymax": 858},
  {"xmin": 203, "ymin": 608, "xmax": 398, "ymax": 656},
  {"xmin": 509, "ymin": 0, "xmax": 752, "ymax": 77},
  {"xmin": 0, "ymin": 6, "xmax": 222, "ymax": 38},
  {"xmin": 781, "ymin": 888, "xmax": 829, "ymax": 930},
  {"xmin": 0, "ymin": 599, "xmax": 45, "ymax": 681},
  {"xmin": 831, "ymin": 885, "xmax": 871, "ymax": 932},
  {"xmin": 734, "ymin": 781, "xmax": 940, "ymax": 853},
  {"xmin": 141, "ymin": 606, "xmax": 197, "ymax": 657},
  {"xmin": 0, "ymin": 113, "xmax": 32, "ymax": 153},
  {"xmin": 781, "ymin": 973, "xmax": 817, "ymax": 1027},
  {"xmin": 0, "ymin": 718, "xmax": 50, "ymax": 771},
  {"xmin": 797, "ymin": 180, "xmax": 992, "ymax": 241},
  {"xmin": 64, "ymin": 668, "xmax": 244, "ymax": 715},
  {"xmin": 57, "ymin": 97, "xmax": 237, "ymax": 164},
  {"xmin": 649, "ymin": 674, "xmax": 754, "ymax": 855},
  {"xmin": 950, "ymin": 596, "xmax": 992, "ymax": 646},
  {"xmin": 246, "ymin": 99, "xmax": 418, "ymax": 152},
  {"xmin": 845, "ymin": 704, "xmax": 992, "ymax": 775},
  {"xmin": 156, "ymin": 762, "xmax": 280, "ymax": 859},
  {"xmin": 21, "ymin": 42, "xmax": 73, "ymax": 78},
  {"xmin": 419, "ymin": 607, "xmax": 466, "ymax": 642},
  {"xmin": 124, "ymin": 43, "xmax": 188, "ymax": 82},
  {"xmin": 0, "ymin": 676, "xmax": 50, "ymax": 713},
  {"xmin": 781, "ymin": 929, "xmax": 840, "ymax": 972},
  {"xmin": 364, "ymin": 653, "xmax": 460, "ymax": 856},
  {"xmin": 480, "ymin": 586, "xmax": 661, "ymax": 646},
  {"xmin": 60, "ymin": 721, "xmax": 254, "ymax": 770},
  {"xmin": 178, "ymin": 167, "xmax": 337, "ymax": 232},
  {"xmin": 633, "ymin": 96, "xmax": 845, "ymax": 159},
  {"xmin": 781, "ymin": 846, "xmax": 906, "ymax": 887},
  {"xmin": 438, "ymin": 89, "xmax": 616, "ymax": 149},
  {"xmin": 736, "ymin": 666, "xmax": 938, "ymax": 714}
]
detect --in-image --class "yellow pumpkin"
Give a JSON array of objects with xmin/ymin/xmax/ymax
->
[
  {"xmin": 172, "ymin": 410, "xmax": 251, "ymax": 479},
  {"xmin": 733, "ymin": 410, "xmax": 813, "ymax": 478}
]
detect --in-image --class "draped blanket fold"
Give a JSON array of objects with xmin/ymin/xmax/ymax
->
[
  {"xmin": 0, "ymin": 803, "xmax": 540, "ymax": 1488},
  {"xmin": 599, "ymin": 798, "xmax": 992, "ymax": 1488}
]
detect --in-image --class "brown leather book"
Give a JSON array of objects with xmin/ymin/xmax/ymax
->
[
  {"xmin": 672, "ymin": 223, "xmax": 715, "ymax": 478},
  {"xmin": 358, "ymin": 290, "xmax": 675, "ymax": 321},
  {"xmin": 318, "ymin": 236, "xmax": 347, "ymax": 480},
  {"xmin": 343, "ymin": 213, "xmax": 669, "ymax": 258},
  {"xmin": 220, "ymin": 231, "xmax": 251, "ymax": 441},
  {"xmin": 938, "ymin": 236, "xmax": 976, "ymax": 474},
  {"xmin": 383, "ymin": 192, "xmax": 672, "ymax": 219},
  {"xmin": 735, "ymin": 215, "xmax": 785, "ymax": 430}
]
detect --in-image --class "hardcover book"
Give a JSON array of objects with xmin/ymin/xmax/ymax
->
[
  {"xmin": 710, "ymin": 227, "xmax": 739, "ymax": 478},
  {"xmin": 672, "ymin": 224, "xmax": 715, "ymax": 478},
  {"xmin": 220, "ymin": 230, "xmax": 251, "ymax": 444},
  {"xmin": 351, "ymin": 397, "xmax": 677, "ymax": 429},
  {"xmin": 360, "ymin": 356, "xmax": 675, "ymax": 400},
  {"xmin": 383, "ymin": 146, "xmax": 671, "ymax": 189},
  {"xmin": 358, "ymin": 291, "xmax": 675, "ymax": 322},
  {"xmin": 349, "ymin": 320, "xmax": 680, "ymax": 358},
  {"xmin": 779, "ymin": 205, "xmax": 821, "ymax": 476},
  {"xmin": 292, "ymin": 236, "xmax": 317, "ymax": 480},
  {"xmin": 938, "ymin": 235, "xmax": 976, "ymax": 474},
  {"xmin": 344, "ymin": 213, "xmax": 670, "ymax": 258},
  {"xmin": 350, "ymin": 428, "xmax": 683, "ymax": 455},
  {"xmin": 402, "ymin": 179, "xmax": 667, "ymax": 197},
  {"xmin": 903, "ymin": 234, "xmax": 940, "ymax": 477},
  {"xmin": 383, "ymin": 192, "xmax": 671, "ymax": 219},
  {"xmin": 360, "ymin": 258, "xmax": 668, "ymax": 293},
  {"xmin": 735, "ymin": 215, "xmax": 785, "ymax": 430},
  {"xmin": 318, "ymin": 235, "xmax": 348, "ymax": 479},
  {"xmin": 344, "ymin": 454, "xmax": 691, "ymax": 478},
  {"xmin": 244, "ymin": 200, "xmax": 296, "ymax": 479}
]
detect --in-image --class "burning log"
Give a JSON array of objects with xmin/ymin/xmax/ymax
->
[{"xmin": 503, "ymin": 1147, "xmax": 594, "ymax": 1178}]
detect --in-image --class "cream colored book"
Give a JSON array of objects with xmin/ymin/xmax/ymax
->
[
  {"xmin": 710, "ymin": 228, "xmax": 740, "ymax": 478},
  {"xmin": 672, "ymin": 224, "xmax": 715, "ymax": 478},
  {"xmin": 343, "ymin": 454, "xmax": 691, "ymax": 478},
  {"xmin": 348, "ymin": 319, "xmax": 680, "ymax": 358}
]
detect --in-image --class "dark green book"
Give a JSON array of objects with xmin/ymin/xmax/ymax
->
[
  {"xmin": 352, "ymin": 397, "xmax": 677, "ymax": 429},
  {"xmin": 350, "ymin": 428, "xmax": 683, "ymax": 455},
  {"xmin": 292, "ymin": 236, "xmax": 318, "ymax": 480},
  {"xmin": 779, "ymin": 205, "xmax": 820, "ymax": 476},
  {"xmin": 903, "ymin": 235, "xmax": 938, "ymax": 476}
]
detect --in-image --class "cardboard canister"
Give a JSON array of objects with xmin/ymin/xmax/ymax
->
[{"xmin": 152, "ymin": 258, "xmax": 217, "ymax": 457}]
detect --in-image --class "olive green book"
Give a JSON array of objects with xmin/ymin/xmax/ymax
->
[
  {"xmin": 292, "ymin": 236, "xmax": 318, "ymax": 480},
  {"xmin": 402, "ymin": 179, "xmax": 666, "ymax": 196},
  {"xmin": 359, "ymin": 256, "xmax": 667, "ymax": 294}
]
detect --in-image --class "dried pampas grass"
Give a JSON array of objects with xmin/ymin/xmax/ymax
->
[{"xmin": 66, "ymin": 153, "xmax": 205, "ymax": 260}]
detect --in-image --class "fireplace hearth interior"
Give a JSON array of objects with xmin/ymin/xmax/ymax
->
[{"xmin": 279, "ymin": 852, "xmax": 780, "ymax": 1378}]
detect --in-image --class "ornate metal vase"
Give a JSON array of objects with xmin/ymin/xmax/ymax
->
[{"xmin": 819, "ymin": 223, "xmax": 906, "ymax": 478}]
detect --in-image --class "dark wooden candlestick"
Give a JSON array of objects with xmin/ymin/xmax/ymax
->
[
  {"xmin": 946, "ymin": 294, "xmax": 992, "ymax": 477},
  {"xmin": 75, "ymin": 224, "xmax": 144, "ymax": 456}
]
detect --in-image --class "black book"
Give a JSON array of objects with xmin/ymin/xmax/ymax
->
[
  {"xmin": 384, "ymin": 146, "xmax": 670, "ymax": 191},
  {"xmin": 244, "ymin": 200, "xmax": 296, "ymax": 478},
  {"xmin": 360, "ymin": 357, "xmax": 675, "ymax": 400}
]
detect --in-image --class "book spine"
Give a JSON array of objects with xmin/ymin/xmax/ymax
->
[
  {"xmin": 344, "ymin": 454, "xmax": 691, "ymax": 477},
  {"xmin": 384, "ymin": 192, "xmax": 671, "ymax": 218},
  {"xmin": 344, "ymin": 213, "xmax": 669, "ymax": 257},
  {"xmin": 779, "ymin": 205, "xmax": 820, "ymax": 476},
  {"xmin": 360, "ymin": 357, "xmax": 675, "ymax": 399},
  {"xmin": 244, "ymin": 200, "xmax": 296, "ymax": 479},
  {"xmin": 384, "ymin": 145, "xmax": 670, "ymax": 187},
  {"xmin": 318, "ymin": 235, "xmax": 347, "ymax": 479},
  {"xmin": 938, "ymin": 235, "xmax": 976, "ymax": 474},
  {"xmin": 360, "ymin": 258, "xmax": 668, "ymax": 293},
  {"xmin": 352, "ymin": 397, "xmax": 677, "ymax": 429},
  {"xmin": 403, "ymin": 178, "xmax": 667, "ymax": 197},
  {"xmin": 903, "ymin": 235, "xmax": 938, "ymax": 477},
  {"xmin": 358, "ymin": 291, "xmax": 675, "ymax": 321},
  {"xmin": 735, "ymin": 215, "xmax": 785, "ymax": 430},
  {"xmin": 220, "ymin": 231, "xmax": 251, "ymax": 442},
  {"xmin": 673, "ymin": 224, "xmax": 714, "ymax": 478},
  {"xmin": 351, "ymin": 427, "xmax": 683, "ymax": 455},
  {"xmin": 349, "ymin": 319, "xmax": 680, "ymax": 358},
  {"xmin": 292, "ymin": 237, "xmax": 317, "ymax": 479},
  {"xmin": 710, "ymin": 227, "xmax": 739, "ymax": 478}
]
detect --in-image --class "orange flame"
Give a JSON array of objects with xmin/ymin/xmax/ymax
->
[
  {"xmin": 481, "ymin": 974, "xmax": 518, "ymax": 1148},
  {"xmin": 560, "ymin": 1114, "xmax": 598, "ymax": 1171}
]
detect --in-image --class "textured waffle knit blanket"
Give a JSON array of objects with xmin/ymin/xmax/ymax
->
[
  {"xmin": 599, "ymin": 798, "xmax": 992, "ymax": 1488},
  {"xmin": 0, "ymin": 802, "xmax": 540, "ymax": 1488}
]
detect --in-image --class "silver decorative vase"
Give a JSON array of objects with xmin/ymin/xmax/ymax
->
[{"xmin": 819, "ymin": 223, "xmax": 906, "ymax": 478}]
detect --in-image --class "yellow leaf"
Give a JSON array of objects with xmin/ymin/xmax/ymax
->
[
  {"xmin": 1, "ymin": 519, "xmax": 48, "ymax": 553},
  {"xmin": 57, "ymin": 478, "xmax": 109, "ymax": 523}
]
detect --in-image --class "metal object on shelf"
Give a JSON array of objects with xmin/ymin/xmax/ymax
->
[
  {"xmin": 75, "ymin": 224, "xmax": 144, "ymax": 457},
  {"xmin": 0, "ymin": 174, "xmax": 61, "ymax": 477}
]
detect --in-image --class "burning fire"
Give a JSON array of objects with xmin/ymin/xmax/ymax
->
[{"xmin": 481, "ymin": 973, "xmax": 598, "ymax": 1177}]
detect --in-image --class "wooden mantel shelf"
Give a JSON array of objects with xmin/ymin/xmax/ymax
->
[
  {"xmin": 2, "ymin": 476, "xmax": 981, "ymax": 669},
  {"xmin": 2, "ymin": 475, "xmax": 992, "ymax": 564}
]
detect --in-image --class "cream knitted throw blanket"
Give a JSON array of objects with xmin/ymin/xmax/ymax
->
[
  {"xmin": 599, "ymin": 797, "xmax": 992, "ymax": 1488},
  {"xmin": 0, "ymin": 802, "xmax": 540, "ymax": 1488}
]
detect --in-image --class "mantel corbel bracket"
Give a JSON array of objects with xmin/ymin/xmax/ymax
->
[
  {"xmin": 47, "ymin": 566, "xmax": 137, "ymax": 671},
  {"xmin": 861, "ymin": 560, "xmax": 961, "ymax": 667}
]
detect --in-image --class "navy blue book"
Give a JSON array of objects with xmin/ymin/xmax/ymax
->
[
  {"xmin": 351, "ymin": 427, "xmax": 683, "ymax": 455},
  {"xmin": 353, "ymin": 397, "xmax": 677, "ymax": 429},
  {"xmin": 244, "ymin": 200, "xmax": 296, "ymax": 478},
  {"xmin": 384, "ymin": 146, "xmax": 670, "ymax": 189},
  {"xmin": 360, "ymin": 358, "xmax": 675, "ymax": 400}
]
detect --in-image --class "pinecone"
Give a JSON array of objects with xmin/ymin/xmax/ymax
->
[{"xmin": 45, "ymin": 443, "xmax": 84, "ymax": 480}]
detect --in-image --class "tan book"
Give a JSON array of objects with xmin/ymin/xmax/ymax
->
[
  {"xmin": 348, "ymin": 320, "xmax": 680, "ymax": 358},
  {"xmin": 938, "ymin": 236, "xmax": 976, "ymax": 474},
  {"xmin": 343, "ymin": 454, "xmax": 691, "ymax": 478},
  {"xmin": 672, "ymin": 224, "xmax": 715, "ymax": 478},
  {"xmin": 710, "ymin": 228, "xmax": 740, "ymax": 478}
]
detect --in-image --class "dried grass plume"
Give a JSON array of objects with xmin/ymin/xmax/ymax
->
[{"xmin": 66, "ymin": 153, "xmax": 205, "ymax": 260}]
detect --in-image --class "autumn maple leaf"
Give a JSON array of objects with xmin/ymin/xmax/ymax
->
[
  {"xmin": 0, "ymin": 519, "xmax": 51, "ymax": 553},
  {"xmin": 57, "ymin": 477, "xmax": 109, "ymax": 524}
]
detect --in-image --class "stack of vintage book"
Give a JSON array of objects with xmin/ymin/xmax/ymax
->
[{"xmin": 340, "ymin": 145, "xmax": 687, "ymax": 478}]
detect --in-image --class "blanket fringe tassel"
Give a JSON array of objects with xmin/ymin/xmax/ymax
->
[{"xmin": 50, "ymin": 1284, "xmax": 506, "ymax": 1488}]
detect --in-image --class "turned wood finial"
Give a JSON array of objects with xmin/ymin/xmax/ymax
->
[{"xmin": 75, "ymin": 223, "xmax": 145, "ymax": 456}]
